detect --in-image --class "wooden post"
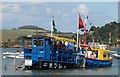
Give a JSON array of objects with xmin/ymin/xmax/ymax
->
[
  {"xmin": 51, "ymin": 18, "xmax": 53, "ymax": 36},
  {"xmin": 4, "ymin": 65, "xmax": 7, "ymax": 70},
  {"xmin": 14, "ymin": 57, "xmax": 16, "ymax": 70},
  {"xmin": 82, "ymin": 50, "xmax": 86, "ymax": 68},
  {"xmin": 76, "ymin": 13, "xmax": 80, "ymax": 51}
]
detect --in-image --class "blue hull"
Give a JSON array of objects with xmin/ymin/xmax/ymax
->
[{"xmin": 85, "ymin": 58, "xmax": 112, "ymax": 67}]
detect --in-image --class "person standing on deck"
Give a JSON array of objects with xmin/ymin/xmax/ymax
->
[{"xmin": 67, "ymin": 42, "xmax": 74, "ymax": 50}]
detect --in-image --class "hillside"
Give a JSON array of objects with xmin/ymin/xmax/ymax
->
[
  {"xmin": 1, "ymin": 21, "xmax": 120, "ymax": 47},
  {"xmin": 1, "ymin": 29, "xmax": 47, "ymax": 41},
  {"xmin": 86, "ymin": 21, "xmax": 119, "ymax": 45},
  {"xmin": 1, "ymin": 30, "xmax": 73, "ymax": 42},
  {"xmin": 18, "ymin": 25, "xmax": 45, "ymax": 30}
]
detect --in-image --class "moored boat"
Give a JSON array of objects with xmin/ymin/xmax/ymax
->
[
  {"xmin": 3, "ymin": 51, "xmax": 24, "ymax": 59},
  {"xmin": 80, "ymin": 42, "xmax": 112, "ymax": 67},
  {"xmin": 22, "ymin": 35, "xmax": 84, "ymax": 69},
  {"xmin": 112, "ymin": 48, "xmax": 120, "ymax": 59},
  {"xmin": 112, "ymin": 53, "xmax": 120, "ymax": 59},
  {"xmin": 3, "ymin": 54, "xmax": 24, "ymax": 59}
]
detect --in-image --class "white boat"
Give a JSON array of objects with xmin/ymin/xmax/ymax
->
[
  {"xmin": 3, "ymin": 52, "xmax": 21, "ymax": 55},
  {"xmin": 110, "ymin": 50, "xmax": 117, "ymax": 53},
  {"xmin": 112, "ymin": 53, "xmax": 120, "ymax": 59},
  {"xmin": 112, "ymin": 48, "xmax": 120, "ymax": 59},
  {"xmin": 4, "ymin": 54, "xmax": 24, "ymax": 59},
  {"xmin": 3, "ymin": 51, "xmax": 24, "ymax": 59}
]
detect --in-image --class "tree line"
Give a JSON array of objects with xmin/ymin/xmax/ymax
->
[{"xmin": 82, "ymin": 21, "xmax": 119, "ymax": 46}]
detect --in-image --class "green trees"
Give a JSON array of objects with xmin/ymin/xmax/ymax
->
[{"xmin": 86, "ymin": 21, "xmax": 119, "ymax": 45}]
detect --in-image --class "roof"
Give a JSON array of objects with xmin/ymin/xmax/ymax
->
[
  {"xmin": 42, "ymin": 36, "xmax": 76, "ymax": 43},
  {"xmin": 23, "ymin": 35, "xmax": 76, "ymax": 43},
  {"xmin": 90, "ymin": 47, "xmax": 110, "ymax": 52}
]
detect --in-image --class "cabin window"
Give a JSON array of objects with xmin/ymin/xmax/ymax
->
[
  {"xmin": 103, "ymin": 52, "xmax": 110, "ymax": 58},
  {"xmin": 34, "ymin": 40, "xmax": 43, "ymax": 46},
  {"xmin": 103, "ymin": 53, "xmax": 106, "ymax": 57},
  {"xmin": 93, "ymin": 50, "xmax": 98, "ymax": 58},
  {"xmin": 24, "ymin": 40, "xmax": 32, "ymax": 48},
  {"xmin": 26, "ymin": 56, "xmax": 32, "ymax": 59},
  {"xmin": 38, "ymin": 57, "xmax": 42, "ymax": 60}
]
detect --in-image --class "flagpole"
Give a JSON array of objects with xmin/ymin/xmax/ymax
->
[
  {"xmin": 51, "ymin": 14, "xmax": 53, "ymax": 36},
  {"xmin": 76, "ymin": 29, "xmax": 79, "ymax": 51},
  {"xmin": 76, "ymin": 13, "xmax": 79, "ymax": 51},
  {"xmin": 51, "ymin": 19, "xmax": 53, "ymax": 36},
  {"xmin": 84, "ymin": 13, "xmax": 87, "ymax": 45}
]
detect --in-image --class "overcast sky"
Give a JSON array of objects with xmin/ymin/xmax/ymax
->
[{"xmin": 1, "ymin": 2, "xmax": 118, "ymax": 32}]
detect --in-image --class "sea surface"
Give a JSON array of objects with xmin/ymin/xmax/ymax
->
[{"xmin": 1, "ymin": 48, "xmax": 120, "ymax": 76}]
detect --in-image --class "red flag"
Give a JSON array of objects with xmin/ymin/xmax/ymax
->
[{"xmin": 78, "ymin": 15, "xmax": 84, "ymax": 29}]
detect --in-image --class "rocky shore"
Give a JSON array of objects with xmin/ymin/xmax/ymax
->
[{"xmin": 1, "ymin": 41, "xmax": 22, "ymax": 48}]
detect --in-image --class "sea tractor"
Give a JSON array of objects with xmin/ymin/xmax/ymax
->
[{"xmin": 22, "ymin": 35, "xmax": 84, "ymax": 69}]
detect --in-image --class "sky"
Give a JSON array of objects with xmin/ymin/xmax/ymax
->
[{"xmin": 1, "ymin": 2, "xmax": 118, "ymax": 32}]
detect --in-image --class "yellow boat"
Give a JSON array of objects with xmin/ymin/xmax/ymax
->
[{"xmin": 81, "ymin": 43, "xmax": 112, "ymax": 67}]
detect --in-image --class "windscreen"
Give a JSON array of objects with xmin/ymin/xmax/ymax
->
[{"xmin": 34, "ymin": 40, "xmax": 44, "ymax": 46}]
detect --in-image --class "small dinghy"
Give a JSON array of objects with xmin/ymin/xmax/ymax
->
[
  {"xmin": 112, "ymin": 48, "xmax": 120, "ymax": 59},
  {"xmin": 112, "ymin": 54, "xmax": 120, "ymax": 59},
  {"xmin": 3, "ymin": 50, "xmax": 24, "ymax": 59}
]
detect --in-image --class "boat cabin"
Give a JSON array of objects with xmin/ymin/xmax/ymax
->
[
  {"xmin": 84, "ymin": 43, "xmax": 111, "ymax": 60},
  {"xmin": 22, "ymin": 35, "xmax": 83, "ymax": 69},
  {"xmin": 90, "ymin": 47, "xmax": 111, "ymax": 60}
]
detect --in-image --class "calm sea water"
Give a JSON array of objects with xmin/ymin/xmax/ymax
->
[{"xmin": 1, "ymin": 48, "xmax": 119, "ymax": 75}]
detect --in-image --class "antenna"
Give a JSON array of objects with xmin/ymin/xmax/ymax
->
[{"xmin": 36, "ymin": 29, "xmax": 38, "ymax": 39}]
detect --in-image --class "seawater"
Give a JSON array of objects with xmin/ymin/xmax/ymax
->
[{"xmin": 1, "ymin": 48, "xmax": 119, "ymax": 75}]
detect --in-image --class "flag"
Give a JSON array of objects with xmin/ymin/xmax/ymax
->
[
  {"xmin": 78, "ymin": 14, "xmax": 85, "ymax": 29},
  {"xmin": 85, "ymin": 13, "xmax": 88, "ymax": 19},
  {"xmin": 85, "ymin": 13, "xmax": 88, "ymax": 24},
  {"xmin": 85, "ymin": 14, "xmax": 92, "ymax": 31},
  {"xmin": 89, "ymin": 26, "xmax": 95, "ymax": 35},
  {"xmin": 52, "ymin": 15, "xmax": 57, "ymax": 35},
  {"xmin": 85, "ymin": 13, "xmax": 92, "ymax": 26},
  {"xmin": 89, "ymin": 30, "xmax": 94, "ymax": 35}
]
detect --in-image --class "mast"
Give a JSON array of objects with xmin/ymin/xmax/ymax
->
[
  {"xmin": 51, "ymin": 11, "xmax": 53, "ymax": 36},
  {"xmin": 76, "ymin": 13, "xmax": 80, "ymax": 51},
  {"xmin": 51, "ymin": 15, "xmax": 53, "ymax": 36},
  {"xmin": 82, "ymin": 13, "xmax": 88, "ymax": 68},
  {"xmin": 36, "ymin": 29, "xmax": 38, "ymax": 39},
  {"xmin": 84, "ymin": 13, "xmax": 87, "ymax": 45}
]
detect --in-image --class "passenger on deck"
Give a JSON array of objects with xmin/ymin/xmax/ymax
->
[
  {"xmin": 85, "ymin": 48, "xmax": 92, "ymax": 58},
  {"xmin": 93, "ymin": 53, "xmax": 96, "ymax": 59},
  {"xmin": 54, "ymin": 41, "xmax": 58, "ymax": 49},
  {"xmin": 67, "ymin": 42, "xmax": 74, "ymax": 50},
  {"xmin": 80, "ymin": 48, "xmax": 84, "ymax": 55},
  {"xmin": 88, "ymin": 51, "xmax": 92, "ymax": 58},
  {"xmin": 49, "ymin": 40, "xmax": 53, "ymax": 50},
  {"xmin": 73, "ymin": 43, "xmax": 76, "ymax": 51},
  {"xmin": 58, "ymin": 41, "xmax": 63, "ymax": 49},
  {"xmin": 65, "ymin": 41, "xmax": 68, "ymax": 46},
  {"xmin": 62, "ymin": 42, "xmax": 67, "ymax": 50}
]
